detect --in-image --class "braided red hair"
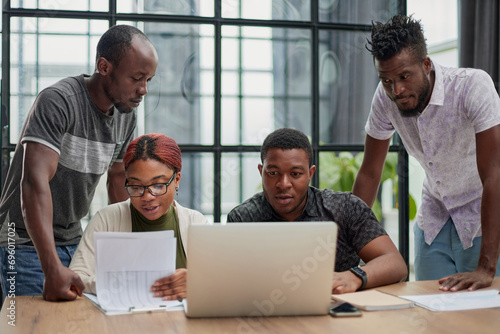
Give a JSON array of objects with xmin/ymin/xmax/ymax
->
[{"xmin": 123, "ymin": 133, "xmax": 182, "ymax": 172}]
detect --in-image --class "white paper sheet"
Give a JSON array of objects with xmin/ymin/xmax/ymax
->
[
  {"xmin": 94, "ymin": 231, "xmax": 180, "ymax": 313},
  {"xmin": 401, "ymin": 289, "xmax": 500, "ymax": 311}
]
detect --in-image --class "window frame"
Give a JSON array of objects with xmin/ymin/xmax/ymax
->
[{"xmin": 0, "ymin": 0, "xmax": 409, "ymax": 267}]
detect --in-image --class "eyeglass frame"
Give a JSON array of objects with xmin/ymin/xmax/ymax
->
[{"xmin": 124, "ymin": 172, "xmax": 177, "ymax": 197}]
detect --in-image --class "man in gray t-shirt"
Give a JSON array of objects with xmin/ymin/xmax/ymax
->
[
  {"xmin": 0, "ymin": 25, "xmax": 158, "ymax": 301},
  {"xmin": 227, "ymin": 128, "xmax": 408, "ymax": 294}
]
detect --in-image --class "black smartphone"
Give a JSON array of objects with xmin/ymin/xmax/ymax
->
[{"xmin": 329, "ymin": 302, "xmax": 362, "ymax": 317}]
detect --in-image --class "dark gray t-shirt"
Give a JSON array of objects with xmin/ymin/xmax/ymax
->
[
  {"xmin": 0, "ymin": 75, "xmax": 136, "ymax": 246},
  {"xmin": 226, "ymin": 187, "xmax": 387, "ymax": 272}
]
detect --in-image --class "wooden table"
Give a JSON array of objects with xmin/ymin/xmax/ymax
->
[{"xmin": 1, "ymin": 279, "xmax": 499, "ymax": 334}]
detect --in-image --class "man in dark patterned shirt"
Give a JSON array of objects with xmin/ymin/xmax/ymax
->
[{"xmin": 227, "ymin": 128, "xmax": 407, "ymax": 294}]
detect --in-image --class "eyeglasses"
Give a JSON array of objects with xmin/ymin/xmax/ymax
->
[{"xmin": 124, "ymin": 173, "xmax": 176, "ymax": 197}]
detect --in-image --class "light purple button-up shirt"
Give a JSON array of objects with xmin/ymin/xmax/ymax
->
[{"xmin": 366, "ymin": 61, "xmax": 500, "ymax": 249}]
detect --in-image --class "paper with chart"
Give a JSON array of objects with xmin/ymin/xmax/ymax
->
[{"xmin": 94, "ymin": 231, "xmax": 182, "ymax": 313}]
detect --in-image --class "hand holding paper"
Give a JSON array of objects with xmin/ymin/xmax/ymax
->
[
  {"xmin": 151, "ymin": 268, "xmax": 187, "ymax": 300},
  {"xmin": 90, "ymin": 231, "xmax": 182, "ymax": 314}
]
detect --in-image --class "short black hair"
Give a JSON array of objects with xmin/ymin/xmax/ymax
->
[
  {"xmin": 260, "ymin": 128, "xmax": 313, "ymax": 167},
  {"xmin": 366, "ymin": 14, "xmax": 427, "ymax": 62},
  {"xmin": 96, "ymin": 25, "xmax": 151, "ymax": 66}
]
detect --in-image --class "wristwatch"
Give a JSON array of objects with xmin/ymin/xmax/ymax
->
[{"xmin": 349, "ymin": 266, "xmax": 367, "ymax": 290}]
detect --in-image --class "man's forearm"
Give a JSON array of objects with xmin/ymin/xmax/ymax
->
[
  {"xmin": 362, "ymin": 252, "xmax": 408, "ymax": 289},
  {"xmin": 352, "ymin": 136, "xmax": 391, "ymax": 208},
  {"xmin": 477, "ymin": 181, "xmax": 500, "ymax": 275},
  {"xmin": 107, "ymin": 178, "xmax": 129, "ymax": 203},
  {"xmin": 352, "ymin": 172, "xmax": 381, "ymax": 208},
  {"xmin": 107, "ymin": 162, "xmax": 128, "ymax": 203},
  {"xmin": 21, "ymin": 186, "xmax": 62, "ymax": 273}
]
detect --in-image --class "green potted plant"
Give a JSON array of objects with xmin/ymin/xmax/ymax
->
[{"xmin": 319, "ymin": 151, "xmax": 417, "ymax": 222}]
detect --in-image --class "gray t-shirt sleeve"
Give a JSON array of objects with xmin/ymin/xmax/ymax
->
[
  {"xmin": 21, "ymin": 86, "xmax": 71, "ymax": 154},
  {"xmin": 115, "ymin": 127, "xmax": 135, "ymax": 161}
]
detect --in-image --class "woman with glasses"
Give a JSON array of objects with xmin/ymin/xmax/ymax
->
[{"xmin": 69, "ymin": 133, "xmax": 208, "ymax": 301}]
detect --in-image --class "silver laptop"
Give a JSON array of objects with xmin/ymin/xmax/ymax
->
[{"xmin": 185, "ymin": 222, "xmax": 337, "ymax": 318}]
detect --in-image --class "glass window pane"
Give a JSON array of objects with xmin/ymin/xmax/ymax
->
[
  {"xmin": 242, "ymin": 98, "xmax": 274, "ymax": 144},
  {"xmin": 124, "ymin": 22, "xmax": 215, "ymax": 145},
  {"xmin": 221, "ymin": 97, "xmax": 240, "ymax": 144},
  {"xmin": 11, "ymin": 0, "xmax": 108, "ymax": 11},
  {"xmin": 242, "ymin": 72, "xmax": 273, "ymax": 96},
  {"xmin": 222, "ymin": 72, "xmax": 239, "ymax": 96},
  {"xmin": 408, "ymin": 0, "xmax": 458, "ymax": 45},
  {"xmin": 39, "ymin": 18, "xmax": 93, "ymax": 34},
  {"xmin": 319, "ymin": 0, "xmax": 398, "ymax": 24},
  {"xmin": 318, "ymin": 29, "xmax": 377, "ymax": 145},
  {"xmin": 2, "ymin": 1, "xmax": 404, "ymax": 227},
  {"xmin": 222, "ymin": 27, "xmax": 312, "ymax": 145},
  {"xmin": 242, "ymin": 39, "xmax": 273, "ymax": 70},
  {"xmin": 200, "ymin": 97, "xmax": 214, "ymax": 144},
  {"xmin": 222, "ymin": 0, "xmax": 310, "ymax": 21},
  {"xmin": 177, "ymin": 153, "xmax": 214, "ymax": 222},
  {"xmin": 221, "ymin": 37, "xmax": 240, "ymax": 70},
  {"xmin": 9, "ymin": 18, "xmax": 106, "ymax": 143},
  {"xmin": 221, "ymin": 152, "xmax": 261, "ymax": 219},
  {"xmin": 273, "ymin": 99, "xmax": 312, "ymax": 136},
  {"xmin": 199, "ymin": 35, "xmax": 214, "ymax": 68},
  {"xmin": 8, "ymin": 96, "xmax": 34, "ymax": 143},
  {"xmin": 39, "ymin": 35, "xmax": 89, "ymax": 65},
  {"xmin": 241, "ymin": 26, "xmax": 273, "ymax": 40},
  {"xmin": 117, "ymin": 0, "xmax": 214, "ymax": 17}
]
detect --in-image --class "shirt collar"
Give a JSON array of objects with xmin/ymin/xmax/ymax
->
[
  {"xmin": 428, "ymin": 59, "xmax": 445, "ymax": 106},
  {"xmin": 262, "ymin": 197, "xmax": 279, "ymax": 221},
  {"xmin": 263, "ymin": 187, "xmax": 319, "ymax": 221}
]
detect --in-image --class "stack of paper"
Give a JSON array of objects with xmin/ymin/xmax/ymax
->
[
  {"xmin": 86, "ymin": 231, "xmax": 183, "ymax": 315},
  {"xmin": 331, "ymin": 290, "xmax": 415, "ymax": 311}
]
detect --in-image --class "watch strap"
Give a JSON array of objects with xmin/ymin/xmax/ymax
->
[{"xmin": 349, "ymin": 266, "xmax": 367, "ymax": 290}]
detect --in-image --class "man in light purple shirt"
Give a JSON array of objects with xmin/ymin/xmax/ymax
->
[{"xmin": 352, "ymin": 14, "xmax": 500, "ymax": 292}]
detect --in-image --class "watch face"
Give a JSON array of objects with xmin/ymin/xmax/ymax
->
[{"xmin": 351, "ymin": 267, "xmax": 365, "ymax": 276}]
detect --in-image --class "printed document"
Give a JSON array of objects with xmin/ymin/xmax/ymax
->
[
  {"xmin": 91, "ymin": 231, "xmax": 182, "ymax": 314},
  {"xmin": 401, "ymin": 289, "xmax": 500, "ymax": 311}
]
